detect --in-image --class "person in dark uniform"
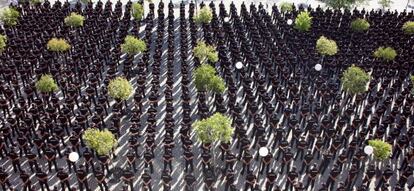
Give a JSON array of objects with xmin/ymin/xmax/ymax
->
[
  {"xmin": 83, "ymin": 148, "xmax": 94, "ymax": 173},
  {"xmin": 245, "ymin": 170, "xmax": 256, "ymax": 191},
  {"xmin": 36, "ymin": 168, "xmax": 50, "ymax": 191},
  {"xmin": 8, "ymin": 147, "xmax": 22, "ymax": 173},
  {"xmin": 94, "ymin": 167, "xmax": 109, "ymax": 191},
  {"xmin": 184, "ymin": 172, "xmax": 196, "ymax": 191},
  {"xmin": 44, "ymin": 146, "xmax": 58, "ymax": 172},
  {"xmin": 76, "ymin": 165, "xmax": 90, "ymax": 191},
  {"xmin": 122, "ymin": 167, "xmax": 135, "ymax": 191},
  {"xmin": 224, "ymin": 169, "xmax": 235, "ymax": 191},
  {"xmin": 0, "ymin": 168, "xmax": 11, "ymax": 191},
  {"xmin": 142, "ymin": 169, "xmax": 152, "ymax": 191},
  {"xmin": 20, "ymin": 169, "xmax": 31, "ymax": 191},
  {"xmin": 161, "ymin": 169, "xmax": 172, "ymax": 191},
  {"xmin": 184, "ymin": 149, "xmax": 194, "ymax": 172},
  {"xmin": 265, "ymin": 170, "xmax": 277, "ymax": 191},
  {"xmin": 286, "ymin": 167, "xmax": 298, "ymax": 191},
  {"xmin": 126, "ymin": 150, "xmax": 138, "ymax": 172},
  {"xmin": 306, "ymin": 164, "xmax": 319, "ymax": 189},
  {"xmin": 57, "ymin": 168, "xmax": 71, "ymax": 191},
  {"xmin": 144, "ymin": 149, "xmax": 154, "ymax": 173}
]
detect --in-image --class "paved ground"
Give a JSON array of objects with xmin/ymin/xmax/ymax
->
[{"xmin": 0, "ymin": 0, "xmax": 412, "ymax": 191}]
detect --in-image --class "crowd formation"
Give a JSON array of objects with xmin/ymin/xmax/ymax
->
[{"xmin": 0, "ymin": 0, "xmax": 413, "ymax": 190}]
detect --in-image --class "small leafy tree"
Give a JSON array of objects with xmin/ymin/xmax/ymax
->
[
  {"xmin": 378, "ymin": 0, "xmax": 393, "ymax": 9},
  {"xmin": 108, "ymin": 77, "xmax": 133, "ymax": 101},
  {"xmin": 280, "ymin": 2, "xmax": 294, "ymax": 13},
  {"xmin": 131, "ymin": 2, "xmax": 144, "ymax": 21},
  {"xmin": 0, "ymin": 34, "xmax": 6, "ymax": 53},
  {"xmin": 322, "ymin": 0, "xmax": 368, "ymax": 9},
  {"xmin": 373, "ymin": 46, "xmax": 397, "ymax": 62},
  {"xmin": 402, "ymin": 21, "xmax": 414, "ymax": 35},
  {"xmin": 193, "ymin": 41, "xmax": 218, "ymax": 64},
  {"xmin": 0, "ymin": 7, "xmax": 20, "ymax": 26},
  {"xmin": 316, "ymin": 36, "xmax": 338, "ymax": 56},
  {"xmin": 35, "ymin": 74, "xmax": 59, "ymax": 93},
  {"xmin": 194, "ymin": 64, "xmax": 226, "ymax": 94},
  {"xmin": 341, "ymin": 65, "xmax": 370, "ymax": 94},
  {"xmin": 193, "ymin": 113, "xmax": 234, "ymax": 144},
  {"xmin": 30, "ymin": 0, "xmax": 43, "ymax": 4},
  {"xmin": 351, "ymin": 18, "xmax": 370, "ymax": 32},
  {"xmin": 194, "ymin": 6, "xmax": 213, "ymax": 24},
  {"xmin": 121, "ymin": 35, "xmax": 147, "ymax": 55},
  {"xmin": 64, "ymin": 12, "xmax": 85, "ymax": 27},
  {"xmin": 294, "ymin": 11, "xmax": 312, "ymax": 32},
  {"xmin": 368, "ymin": 139, "xmax": 392, "ymax": 160},
  {"xmin": 83, "ymin": 129, "xmax": 117, "ymax": 156},
  {"xmin": 47, "ymin": 38, "xmax": 71, "ymax": 52}
]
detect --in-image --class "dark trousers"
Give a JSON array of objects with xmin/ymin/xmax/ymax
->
[
  {"xmin": 39, "ymin": 181, "xmax": 50, "ymax": 191},
  {"xmin": 60, "ymin": 180, "xmax": 70, "ymax": 191},
  {"xmin": 98, "ymin": 181, "xmax": 109, "ymax": 191},
  {"xmin": 78, "ymin": 180, "xmax": 90, "ymax": 191}
]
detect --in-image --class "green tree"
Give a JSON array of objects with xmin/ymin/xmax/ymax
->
[
  {"xmin": 47, "ymin": 38, "xmax": 71, "ymax": 52},
  {"xmin": 194, "ymin": 64, "xmax": 226, "ymax": 94},
  {"xmin": 0, "ymin": 34, "xmax": 6, "ymax": 53},
  {"xmin": 121, "ymin": 35, "xmax": 147, "ymax": 55},
  {"xmin": 341, "ymin": 65, "xmax": 370, "ymax": 94},
  {"xmin": 411, "ymin": 75, "xmax": 414, "ymax": 85},
  {"xmin": 131, "ymin": 2, "xmax": 144, "ymax": 21},
  {"xmin": 193, "ymin": 112, "xmax": 234, "ymax": 144},
  {"xmin": 108, "ymin": 77, "xmax": 133, "ymax": 101},
  {"xmin": 29, "ymin": 0, "xmax": 43, "ymax": 5},
  {"xmin": 350, "ymin": 18, "xmax": 370, "ymax": 32},
  {"xmin": 294, "ymin": 11, "xmax": 312, "ymax": 32},
  {"xmin": 280, "ymin": 2, "xmax": 294, "ymax": 13},
  {"xmin": 194, "ymin": 6, "xmax": 213, "ymax": 24},
  {"xmin": 373, "ymin": 46, "xmax": 397, "ymax": 61},
  {"xmin": 35, "ymin": 74, "xmax": 59, "ymax": 93},
  {"xmin": 83, "ymin": 129, "xmax": 118, "ymax": 156},
  {"xmin": 193, "ymin": 41, "xmax": 218, "ymax": 64},
  {"xmin": 0, "ymin": 7, "xmax": 20, "ymax": 26},
  {"xmin": 64, "ymin": 12, "xmax": 85, "ymax": 27},
  {"xmin": 316, "ymin": 36, "xmax": 338, "ymax": 56},
  {"xmin": 368, "ymin": 139, "xmax": 392, "ymax": 160},
  {"xmin": 378, "ymin": 0, "xmax": 393, "ymax": 9},
  {"xmin": 322, "ymin": 0, "xmax": 368, "ymax": 9},
  {"xmin": 402, "ymin": 21, "xmax": 414, "ymax": 35}
]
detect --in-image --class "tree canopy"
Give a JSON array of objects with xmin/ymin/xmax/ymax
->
[
  {"xmin": 192, "ymin": 113, "xmax": 234, "ymax": 144},
  {"xmin": 402, "ymin": 21, "xmax": 414, "ymax": 35},
  {"xmin": 121, "ymin": 35, "xmax": 147, "ymax": 55},
  {"xmin": 35, "ymin": 74, "xmax": 59, "ymax": 93},
  {"xmin": 280, "ymin": 2, "xmax": 294, "ymax": 13},
  {"xmin": 0, "ymin": 7, "xmax": 20, "ymax": 26},
  {"xmin": 83, "ymin": 129, "xmax": 117, "ymax": 156},
  {"xmin": 341, "ymin": 65, "xmax": 370, "ymax": 94},
  {"xmin": 350, "ymin": 18, "xmax": 370, "ymax": 32},
  {"xmin": 294, "ymin": 11, "xmax": 312, "ymax": 32},
  {"xmin": 368, "ymin": 139, "xmax": 392, "ymax": 160},
  {"xmin": 378, "ymin": 0, "xmax": 393, "ymax": 9},
  {"xmin": 193, "ymin": 41, "xmax": 218, "ymax": 64},
  {"xmin": 64, "ymin": 12, "xmax": 85, "ymax": 27},
  {"xmin": 0, "ymin": 34, "xmax": 6, "ymax": 53},
  {"xmin": 47, "ymin": 38, "xmax": 71, "ymax": 52},
  {"xmin": 131, "ymin": 2, "xmax": 144, "ymax": 21},
  {"xmin": 316, "ymin": 36, "xmax": 338, "ymax": 56},
  {"xmin": 322, "ymin": 0, "xmax": 368, "ymax": 9},
  {"xmin": 108, "ymin": 77, "xmax": 134, "ymax": 101},
  {"xmin": 373, "ymin": 46, "xmax": 397, "ymax": 61},
  {"xmin": 194, "ymin": 64, "xmax": 226, "ymax": 94},
  {"xmin": 194, "ymin": 6, "xmax": 213, "ymax": 24}
]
